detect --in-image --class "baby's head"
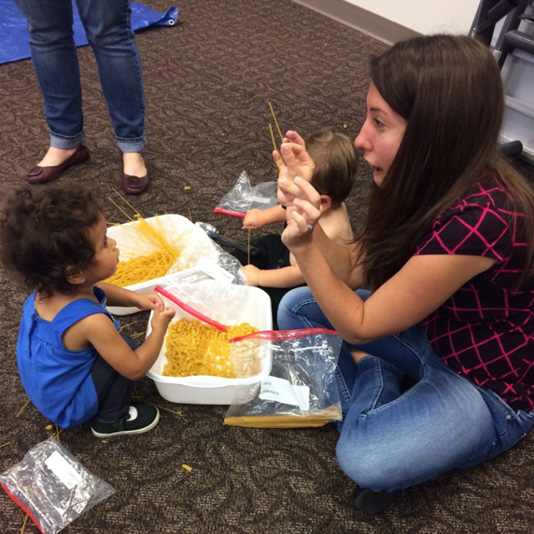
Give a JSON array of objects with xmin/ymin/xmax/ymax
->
[
  {"xmin": 0, "ymin": 185, "xmax": 104, "ymax": 297},
  {"xmin": 306, "ymin": 127, "xmax": 358, "ymax": 206},
  {"xmin": 276, "ymin": 127, "xmax": 358, "ymax": 208}
]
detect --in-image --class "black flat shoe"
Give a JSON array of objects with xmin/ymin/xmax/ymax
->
[{"xmin": 351, "ymin": 486, "xmax": 400, "ymax": 514}]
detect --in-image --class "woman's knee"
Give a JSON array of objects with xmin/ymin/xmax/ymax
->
[
  {"xmin": 279, "ymin": 286, "xmax": 313, "ymax": 310},
  {"xmin": 336, "ymin": 431, "xmax": 403, "ymax": 490},
  {"xmin": 277, "ymin": 286, "xmax": 314, "ymax": 327},
  {"xmin": 336, "ymin": 425, "xmax": 435, "ymax": 491},
  {"xmin": 335, "ymin": 380, "xmax": 499, "ymax": 490}
]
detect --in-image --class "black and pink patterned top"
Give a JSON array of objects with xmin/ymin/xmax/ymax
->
[{"xmin": 416, "ymin": 178, "xmax": 534, "ymax": 411}]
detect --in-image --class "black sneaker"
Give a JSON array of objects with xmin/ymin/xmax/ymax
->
[
  {"xmin": 91, "ymin": 405, "xmax": 160, "ymax": 438},
  {"xmin": 351, "ymin": 486, "xmax": 400, "ymax": 514}
]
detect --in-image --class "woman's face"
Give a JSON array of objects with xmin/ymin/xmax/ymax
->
[{"xmin": 354, "ymin": 83, "xmax": 407, "ymax": 186}]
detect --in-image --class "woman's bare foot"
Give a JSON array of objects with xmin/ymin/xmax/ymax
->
[
  {"xmin": 38, "ymin": 146, "xmax": 78, "ymax": 167},
  {"xmin": 123, "ymin": 152, "xmax": 147, "ymax": 178},
  {"xmin": 120, "ymin": 152, "xmax": 149, "ymax": 195}
]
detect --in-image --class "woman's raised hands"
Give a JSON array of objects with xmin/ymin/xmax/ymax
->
[
  {"xmin": 279, "ymin": 176, "xmax": 323, "ymax": 248},
  {"xmin": 277, "ymin": 131, "xmax": 315, "ymax": 183}
]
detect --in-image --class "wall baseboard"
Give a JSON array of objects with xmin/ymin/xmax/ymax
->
[{"xmin": 292, "ymin": 0, "xmax": 420, "ymax": 44}]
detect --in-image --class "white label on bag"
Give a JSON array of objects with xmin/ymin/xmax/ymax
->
[
  {"xmin": 196, "ymin": 258, "xmax": 235, "ymax": 283},
  {"xmin": 249, "ymin": 196, "xmax": 273, "ymax": 204},
  {"xmin": 45, "ymin": 451, "xmax": 82, "ymax": 489},
  {"xmin": 259, "ymin": 376, "xmax": 310, "ymax": 411}
]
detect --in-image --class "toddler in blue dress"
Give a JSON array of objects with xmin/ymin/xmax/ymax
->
[{"xmin": 0, "ymin": 185, "xmax": 175, "ymax": 437}]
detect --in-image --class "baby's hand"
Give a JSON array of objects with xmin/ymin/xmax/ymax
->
[
  {"xmin": 242, "ymin": 264, "xmax": 261, "ymax": 286},
  {"xmin": 242, "ymin": 209, "xmax": 264, "ymax": 230},
  {"xmin": 135, "ymin": 293, "xmax": 164, "ymax": 311}
]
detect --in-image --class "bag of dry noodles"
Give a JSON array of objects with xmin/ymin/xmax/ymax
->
[{"xmin": 224, "ymin": 329, "xmax": 343, "ymax": 428}]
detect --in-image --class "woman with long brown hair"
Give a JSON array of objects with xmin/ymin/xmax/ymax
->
[{"xmin": 277, "ymin": 34, "xmax": 534, "ymax": 514}]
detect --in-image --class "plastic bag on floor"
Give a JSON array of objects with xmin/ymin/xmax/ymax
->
[
  {"xmin": 224, "ymin": 329, "xmax": 343, "ymax": 427},
  {"xmin": 0, "ymin": 438, "xmax": 115, "ymax": 534}
]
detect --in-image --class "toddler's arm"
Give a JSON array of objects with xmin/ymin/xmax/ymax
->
[
  {"xmin": 242, "ymin": 205, "xmax": 286, "ymax": 230},
  {"xmin": 97, "ymin": 283, "xmax": 162, "ymax": 310},
  {"xmin": 242, "ymin": 263, "xmax": 305, "ymax": 289},
  {"xmin": 84, "ymin": 306, "xmax": 176, "ymax": 380}
]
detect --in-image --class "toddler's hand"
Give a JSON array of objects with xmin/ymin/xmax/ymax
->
[
  {"xmin": 242, "ymin": 264, "xmax": 260, "ymax": 286},
  {"xmin": 135, "ymin": 292, "xmax": 164, "ymax": 311},
  {"xmin": 150, "ymin": 306, "xmax": 176, "ymax": 331},
  {"xmin": 242, "ymin": 209, "xmax": 264, "ymax": 230}
]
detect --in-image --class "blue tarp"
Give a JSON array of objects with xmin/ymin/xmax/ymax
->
[{"xmin": 0, "ymin": 1, "xmax": 178, "ymax": 65}]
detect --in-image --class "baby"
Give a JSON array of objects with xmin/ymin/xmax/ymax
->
[{"xmin": 236, "ymin": 127, "xmax": 358, "ymax": 327}]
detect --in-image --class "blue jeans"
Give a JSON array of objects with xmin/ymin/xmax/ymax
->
[
  {"xmin": 15, "ymin": 0, "xmax": 146, "ymax": 152},
  {"xmin": 278, "ymin": 287, "xmax": 534, "ymax": 492}
]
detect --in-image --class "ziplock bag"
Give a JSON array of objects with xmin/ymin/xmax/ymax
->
[
  {"xmin": 167, "ymin": 237, "xmax": 246, "ymax": 285},
  {"xmin": 214, "ymin": 170, "xmax": 278, "ymax": 217},
  {"xmin": 0, "ymin": 438, "xmax": 115, "ymax": 534},
  {"xmin": 224, "ymin": 329, "xmax": 343, "ymax": 427},
  {"xmin": 157, "ymin": 277, "xmax": 256, "ymax": 326}
]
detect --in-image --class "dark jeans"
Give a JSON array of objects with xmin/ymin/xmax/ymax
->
[{"xmin": 90, "ymin": 333, "xmax": 138, "ymax": 423}]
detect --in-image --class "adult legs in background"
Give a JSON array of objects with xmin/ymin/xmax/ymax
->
[
  {"xmin": 15, "ymin": 0, "xmax": 148, "ymax": 192},
  {"xmin": 278, "ymin": 287, "xmax": 534, "ymax": 507},
  {"xmin": 76, "ymin": 0, "xmax": 146, "ymax": 153},
  {"xmin": 76, "ymin": 0, "xmax": 148, "ymax": 191},
  {"xmin": 14, "ymin": 0, "xmax": 86, "ymax": 169}
]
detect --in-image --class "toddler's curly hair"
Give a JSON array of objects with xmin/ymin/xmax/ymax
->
[{"xmin": 0, "ymin": 185, "xmax": 103, "ymax": 297}]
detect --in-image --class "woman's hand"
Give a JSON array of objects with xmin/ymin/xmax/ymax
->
[
  {"xmin": 279, "ymin": 176, "xmax": 323, "ymax": 249},
  {"xmin": 275, "ymin": 132, "xmax": 315, "ymax": 206},
  {"xmin": 283, "ymin": 130, "xmax": 306, "ymax": 147},
  {"xmin": 278, "ymin": 141, "xmax": 315, "ymax": 183}
]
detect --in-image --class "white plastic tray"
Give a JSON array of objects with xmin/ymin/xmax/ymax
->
[
  {"xmin": 106, "ymin": 214, "xmax": 219, "ymax": 315},
  {"xmin": 146, "ymin": 284, "xmax": 272, "ymax": 405}
]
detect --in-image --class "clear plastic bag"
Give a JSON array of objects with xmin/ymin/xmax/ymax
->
[
  {"xmin": 214, "ymin": 170, "xmax": 278, "ymax": 217},
  {"xmin": 167, "ymin": 238, "xmax": 246, "ymax": 285},
  {"xmin": 224, "ymin": 329, "xmax": 343, "ymax": 427},
  {"xmin": 0, "ymin": 438, "xmax": 115, "ymax": 534},
  {"xmin": 158, "ymin": 278, "xmax": 255, "ymax": 325}
]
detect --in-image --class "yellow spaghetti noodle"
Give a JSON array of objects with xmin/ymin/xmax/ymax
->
[
  {"xmin": 103, "ymin": 214, "xmax": 183, "ymax": 287},
  {"xmin": 268, "ymin": 101, "xmax": 283, "ymax": 143},
  {"xmin": 104, "ymin": 248, "xmax": 180, "ymax": 287},
  {"xmin": 163, "ymin": 319, "xmax": 258, "ymax": 378}
]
